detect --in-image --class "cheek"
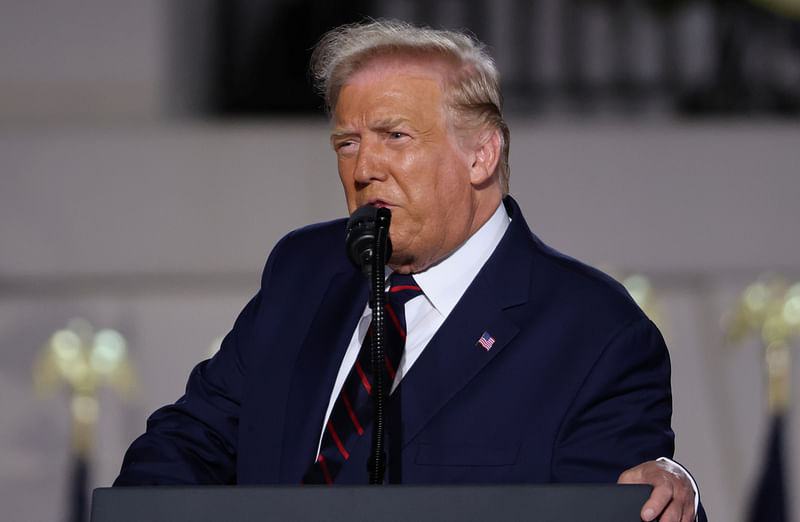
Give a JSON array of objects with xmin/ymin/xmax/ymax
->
[
  {"xmin": 337, "ymin": 157, "xmax": 352, "ymax": 182},
  {"xmin": 338, "ymin": 172, "xmax": 358, "ymax": 211},
  {"xmin": 425, "ymin": 164, "xmax": 468, "ymax": 206}
]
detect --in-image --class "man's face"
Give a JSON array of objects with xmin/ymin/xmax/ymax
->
[{"xmin": 332, "ymin": 59, "xmax": 484, "ymax": 273}]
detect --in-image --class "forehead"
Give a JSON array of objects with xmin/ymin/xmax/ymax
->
[{"xmin": 334, "ymin": 58, "xmax": 451, "ymax": 124}]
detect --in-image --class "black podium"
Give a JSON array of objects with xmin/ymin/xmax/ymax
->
[{"xmin": 91, "ymin": 484, "xmax": 652, "ymax": 521}]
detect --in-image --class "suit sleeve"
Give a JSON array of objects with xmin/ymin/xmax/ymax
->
[
  {"xmin": 550, "ymin": 316, "xmax": 675, "ymax": 483},
  {"xmin": 113, "ymin": 236, "xmax": 287, "ymax": 486},
  {"xmin": 112, "ymin": 295, "xmax": 257, "ymax": 485}
]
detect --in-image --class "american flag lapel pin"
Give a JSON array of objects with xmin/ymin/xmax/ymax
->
[{"xmin": 476, "ymin": 331, "xmax": 496, "ymax": 351}]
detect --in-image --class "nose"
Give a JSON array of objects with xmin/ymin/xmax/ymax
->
[{"xmin": 353, "ymin": 140, "xmax": 388, "ymax": 184}]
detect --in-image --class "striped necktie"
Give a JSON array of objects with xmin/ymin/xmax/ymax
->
[{"xmin": 302, "ymin": 273, "xmax": 423, "ymax": 484}]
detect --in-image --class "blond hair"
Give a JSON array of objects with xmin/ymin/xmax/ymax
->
[{"xmin": 310, "ymin": 19, "xmax": 510, "ymax": 193}]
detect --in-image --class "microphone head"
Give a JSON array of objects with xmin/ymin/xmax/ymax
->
[{"xmin": 345, "ymin": 206, "xmax": 392, "ymax": 278}]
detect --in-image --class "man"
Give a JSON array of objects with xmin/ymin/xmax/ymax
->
[{"xmin": 115, "ymin": 19, "xmax": 703, "ymax": 521}]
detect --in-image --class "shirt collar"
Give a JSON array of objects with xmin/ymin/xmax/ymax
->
[{"xmin": 406, "ymin": 201, "xmax": 510, "ymax": 319}]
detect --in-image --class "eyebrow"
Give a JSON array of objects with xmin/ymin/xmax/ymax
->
[
  {"xmin": 330, "ymin": 129, "xmax": 358, "ymax": 142},
  {"xmin": 330, "ymin": 117, "xmax": 413, "ymax": 143},
  {"xmin": 370, "ymin": 117, "xmax": 411, "ymax": 131}
]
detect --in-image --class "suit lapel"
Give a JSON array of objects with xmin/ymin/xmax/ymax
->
[
  {"xmin": 279, "ymin": 268, "xmax": 368, "ymax": 480},
  {"xmin": 392, "ymin": 199, "xmax": 534, "ymax": 448}
]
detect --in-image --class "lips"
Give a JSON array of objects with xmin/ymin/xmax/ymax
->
[{"xmin": 364, "ymin": 198, "xmax": 394, "ymax": 208}]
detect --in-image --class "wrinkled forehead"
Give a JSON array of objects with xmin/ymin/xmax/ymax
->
[
  {"xmin": 331, "ymin": 51, "xmax": 460, "ymax": 111},
  {"xmin": 332, "ymin": 68, "xmax": 449, "ymax": 137}
]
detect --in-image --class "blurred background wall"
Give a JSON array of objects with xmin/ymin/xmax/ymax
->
[{"xmin": 1, "ymin": 0, "xmax": 799, "ymax": 520}]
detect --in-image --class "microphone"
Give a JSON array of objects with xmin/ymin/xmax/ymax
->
[
  {"xmin": 344, "ymin": 204, "xmax": 393, "ymax": 484},
  {"xmin": 345, "ymin": 205, "xmax": 393, "ymax": 281}
]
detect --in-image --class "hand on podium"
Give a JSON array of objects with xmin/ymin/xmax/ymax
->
[{"xmin": 618, "ymin": 459, "xmax": 698, "ymax": 522}]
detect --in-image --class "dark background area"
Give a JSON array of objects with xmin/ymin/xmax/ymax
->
[{"xmin": 193, "ymin": 0, "xmax": 800, "ymax": 118}]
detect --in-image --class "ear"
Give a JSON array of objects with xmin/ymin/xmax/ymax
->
[{"xmin": 469, "ymin": 128, "xmax": 502, "ymax": 187}]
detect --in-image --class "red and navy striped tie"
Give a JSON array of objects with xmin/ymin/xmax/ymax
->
[{"xmin": 302, "ymin": 273, "xmax": 422, "ymax": 484}]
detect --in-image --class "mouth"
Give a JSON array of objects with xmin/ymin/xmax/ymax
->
[{"xmin": 364, "ymin": 198, "xmax": 394, "ymax": 208}]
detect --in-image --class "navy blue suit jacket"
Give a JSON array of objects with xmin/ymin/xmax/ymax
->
[{"xmin": 115, "ymin": 196, "xmax": 674, "ymax": 486}]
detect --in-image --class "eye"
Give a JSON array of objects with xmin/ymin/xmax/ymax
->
[{"xmin": 389, "ymin": 132, "xmax": 407, "ymax": 140}]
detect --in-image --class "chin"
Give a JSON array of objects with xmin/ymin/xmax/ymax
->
[{"xmin": 387, "ymin": 251, "xmax": 415, "ymax": 273}]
